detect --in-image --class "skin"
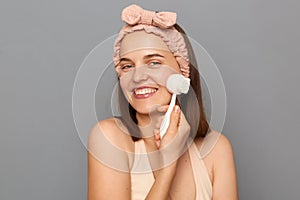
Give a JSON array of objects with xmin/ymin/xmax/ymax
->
[{"xmin": 88, "ymin": 48, "xmax": 238, "ymax": 199}]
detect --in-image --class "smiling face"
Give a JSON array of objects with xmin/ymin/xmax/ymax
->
[{"xmin": 117, "ymin": 31, "xmax": 181, "ymax": 115}]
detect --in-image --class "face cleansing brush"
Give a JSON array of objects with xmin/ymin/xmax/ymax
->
[{"xmin": 160, "ymin": 74, "xmax": 190, "ymax": 138}]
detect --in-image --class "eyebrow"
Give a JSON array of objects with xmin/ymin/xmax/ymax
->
[
  {"xmin": 119, "ymin": 57, "xmax": 132, "ymax": 63},
  {"xmin": 119, "ymin": 53, "xmax": 166, "ymax": 63},
  {"xmin": 143, "ymin": 53, "xmax": 165, "ymax": 60}
]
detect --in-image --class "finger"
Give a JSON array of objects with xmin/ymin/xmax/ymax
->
[
  {"xmin": 178, "ymin": 110, "xmax": 182, "ymax": 125},
  {"xmin": 177, "ymin": 111, "xmax": 191, "ymax": 136},
  {"xmin": 155, "ymin": 140, "xmax": 161, "ymax": 148},
  {"xmin": 155, "ymin": 134, "xmax": 160, "ymax": 141},
  {"xmin": 178, "ymin": 110, "xmax": 189, "ymax": 128},
  {"xmin": 153, "ymin": 129, "xmax": 160, "ymax": 139},
  {"xmin": 155, "ymin": 116, "xmax": 164, "ymax": 129},
  {"xmin": 153, "ymin": 129, "xmax": 161, "ymax": 148},
  {"xmin": 166, "ymin": 105, "xmax": 181, "ymax": 136}
]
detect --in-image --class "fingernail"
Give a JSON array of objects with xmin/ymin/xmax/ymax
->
[
  {"xmin": 175, "ymin": 105, "xmax": 180, "ymax": 113},
  {"xmin": 155, "ymin": 141, "xmax": 160, "ymax": 148}
]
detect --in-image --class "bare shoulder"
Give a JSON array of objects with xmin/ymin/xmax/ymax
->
[
  {"xmin": 207, "ymin": 130, "xmax": 234, "ymax": 162},
  {"xmin": 194, "ymin": 129, "xmax": 235, "ymax": 170},
  {"xmin": 214, "ymin": 132, "xmax": 233, "ymax": 153},
  {"xmin": 88, "ymin": 118, "xmax": 119, "ymax": 142},
  {"xmin": 88, "ymin": 118, "xmax": 134, "ymax": 152}
]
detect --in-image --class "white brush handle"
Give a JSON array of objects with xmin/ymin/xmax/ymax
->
[{"xmin": 160, "ymin": 93, "xmax": 177, "ymax": 138}]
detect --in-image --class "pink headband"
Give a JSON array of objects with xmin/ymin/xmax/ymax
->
[{"xmin": 113, "ymin": 4, "xmax": 190, "ymax": 78}]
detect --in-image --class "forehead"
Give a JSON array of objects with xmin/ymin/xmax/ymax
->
[{"xmin": 119, "ymin": 30, "xmax": 170, "ymax": 57}]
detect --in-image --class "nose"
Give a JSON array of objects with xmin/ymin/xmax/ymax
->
[{"xmin": 132, "ymin": 65, "xmax": 149, "ymax": 83}]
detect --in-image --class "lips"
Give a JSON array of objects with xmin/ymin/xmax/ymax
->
[{"xmin": 133, "ymin": 86, "xmax": 158, "ymax": 99}]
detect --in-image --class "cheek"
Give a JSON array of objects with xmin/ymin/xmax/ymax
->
[
  {"xmin": 156, "ymin": 86, "xmax": 172, "ymax": 104},
  {"xmin": 119, "ymin": 78, "xmax": 126, "ymax": 92},
  {"xmin": 145, "ymin": 66, "xmax": 180, "ymax": 86},
  {"xmin": 119, "ymin": 77, "xmax": 132, "ymax": 102},
  {"xmin": 119, "ymin": 71, "xmax": 133, "ymax": 91}
]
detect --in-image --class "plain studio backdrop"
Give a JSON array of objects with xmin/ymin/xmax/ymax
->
[{"xmin": 1, "ymin": 0, "xmax": 299, "ymax": 199}]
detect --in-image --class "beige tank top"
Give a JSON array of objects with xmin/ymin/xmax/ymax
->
[{"xmin": 130, "ymin": 132, "xmax": 219, "ymax": 200}]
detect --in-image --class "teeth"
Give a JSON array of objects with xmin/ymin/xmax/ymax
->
[{"xmin": 135, "ymin": 88, "xmax": 157, "ymax": 95}]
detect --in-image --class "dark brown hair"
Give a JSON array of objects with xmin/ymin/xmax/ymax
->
[{"xmin": 117, "ymin": 24, "xmax": 210, "ymax": 141}]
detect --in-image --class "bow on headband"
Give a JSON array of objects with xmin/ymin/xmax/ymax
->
[{"xmin": 122, "ymin": 4, "xmax": 177, "ymax": 29}]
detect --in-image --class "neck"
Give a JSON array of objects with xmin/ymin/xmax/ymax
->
[
  {"xmin": 136, "ymin": 112, "xmax": 151, "ymax": 127},
  {"xmin": 136, "ymin": 113, "xmax": 154, "ymax": 138}
]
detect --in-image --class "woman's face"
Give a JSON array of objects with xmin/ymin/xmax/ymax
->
[{"xmin": 117, "ymin": 32, "xmax": 181, "ymax": 114}]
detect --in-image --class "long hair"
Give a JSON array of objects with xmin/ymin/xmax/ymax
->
[{"xmin": 117, "ymin": 24, "xmax": 210, "ymax": 141}]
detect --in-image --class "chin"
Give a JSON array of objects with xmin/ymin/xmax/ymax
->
[{"xmin": 131, "ymin": 103, "xmax": 158, "ymax": 115}]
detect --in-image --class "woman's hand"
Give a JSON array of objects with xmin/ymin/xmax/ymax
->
[
  {"xmin": 143, "ymin": 104, "xmax": 191, "ymax": 172},
  {"xmin": 154, "ymin": 105, "xmax": 190, "ymax": 150},
  {"xmin": 143, "ymin": 105, "xmax": 191, "ymax": 200}
]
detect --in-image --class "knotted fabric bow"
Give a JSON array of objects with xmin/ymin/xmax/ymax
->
[{"xmin": 122, "ymin": 4, "xmax": 177, "ymax": 28}]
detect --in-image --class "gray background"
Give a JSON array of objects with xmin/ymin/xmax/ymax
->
[{"xmin": 1, "ymin": 0, "xmax": 299, "ymax": 199}]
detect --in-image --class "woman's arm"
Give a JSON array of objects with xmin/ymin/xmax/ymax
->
[
  {"xmin": 88, "ymin": 152, "xmax": 131, "ymax": 200},
  {"xmin": 88, "ymin": 119, "xmax": 132, "ymax": 200},
  {"xmin": 212, "ymin": 134, "xmax": 239, "ymax": 200}
]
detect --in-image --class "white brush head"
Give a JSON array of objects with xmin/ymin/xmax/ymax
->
[{"xmin": 166, "ymin": 74, "xmax": 190, "ymax": 95}]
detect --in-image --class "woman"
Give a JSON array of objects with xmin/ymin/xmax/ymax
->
[{"xmin": 88, "ymin": 4, "xmax": 238, "ymax": 200}]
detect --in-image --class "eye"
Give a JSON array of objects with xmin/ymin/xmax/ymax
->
[
  {"xmin": 148, "ymin": 61, "xmax": 161, "ymax": 67},
  {"xmin": 120, "ymin": 64, "xmax": 134, "ymax": 72}
]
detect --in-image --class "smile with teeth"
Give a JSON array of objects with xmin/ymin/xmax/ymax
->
[{"xmin": 134, "ymin": 88, "xmax": 157, "ymax": 95}]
